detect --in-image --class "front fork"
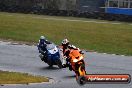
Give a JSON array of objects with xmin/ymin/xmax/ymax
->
[{"xmin": 75, "ymin": 60, "xmax": 86, "ymax": 79}]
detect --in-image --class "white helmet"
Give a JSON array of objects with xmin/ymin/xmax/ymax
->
[
  {"xmin": 40, "ymin": 36, "xmax": 45, "ymax": 40},
  {"xmin": 62, "ymin": 39, "xmax": 69, "ymax": 45}
]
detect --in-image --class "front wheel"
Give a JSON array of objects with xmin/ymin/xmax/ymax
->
[
  {"xmin": 56, "ymin": 59, "xmax": 62, "ymax": 69},
  {"xmin": 76, "ymin": 76, "xmax": 86, "ymax": 85},
  {"xmin": 47, "ymin": 59, "xmax": 53, "ymax": 67}
]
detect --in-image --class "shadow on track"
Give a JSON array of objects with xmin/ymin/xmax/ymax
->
[
  {"xmin": 62, "ymin": 75, "xmax": 76, "ymax": 79},
  {"xmin": 40, "ymin": 66, "xmax": 61, "ymax": 70}
]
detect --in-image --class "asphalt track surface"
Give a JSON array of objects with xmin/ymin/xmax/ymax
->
[{"xmin": 0, "ymin": 41, "xmax": 132, "ymax": 88}]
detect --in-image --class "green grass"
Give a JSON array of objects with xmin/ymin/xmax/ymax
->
[
  {"xmin": 0, "ymin": 12, "xmax": 132, "ymax": 55},
  {"xmin": 0, "ymin": 70, "xmax": 49, "ymax": 84}
]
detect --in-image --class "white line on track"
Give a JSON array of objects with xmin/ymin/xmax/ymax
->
[
  {"xmin": 35, "ymin": 17, "xmax": 116, "ymax": 24},
  {"xmin": 111, "ymin": 23, "xmax": 122, "ymax": 24},
  {"xmin": 112, "ymin": 54, "xmax": 116, "ymax": 55},
  {"xmin": 4, "ymin": 13, "xmax": 132, "ymax": 25},
  {"xmin": 121, "ymin": 55, "xmax": 125, "ymax": 56}
]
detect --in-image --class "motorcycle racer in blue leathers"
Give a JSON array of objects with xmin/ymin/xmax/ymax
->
[{"xmin": 37, "ymin": 36, "xmax": 51, "ymax": 62}]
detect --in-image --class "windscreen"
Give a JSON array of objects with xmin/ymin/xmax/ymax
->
[{"xmin": 46, "ymin": 43, "xmax": 56, "ymax": 50}]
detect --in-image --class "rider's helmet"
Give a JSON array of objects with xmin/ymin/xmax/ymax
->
[
  {"xmin": 62, "ymin": 39, "xmax": 69, "ymax": 46},
  {"xmin": 40, "ymin": 36, "xmax": 46, "ymax": 43},
  {"xmin": 40, "ymin": 36, "xmax": 45, "ymax": 39}
]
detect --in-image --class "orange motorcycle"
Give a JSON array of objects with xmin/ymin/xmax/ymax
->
[{"xmin": 68, "ymin": 49, "xmax": 86, "ymax": 79}]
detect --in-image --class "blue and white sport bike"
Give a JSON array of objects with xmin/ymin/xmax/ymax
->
[{"xmin": 39, "ymin": 43, "xmax": 62, "ymax": 68}]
